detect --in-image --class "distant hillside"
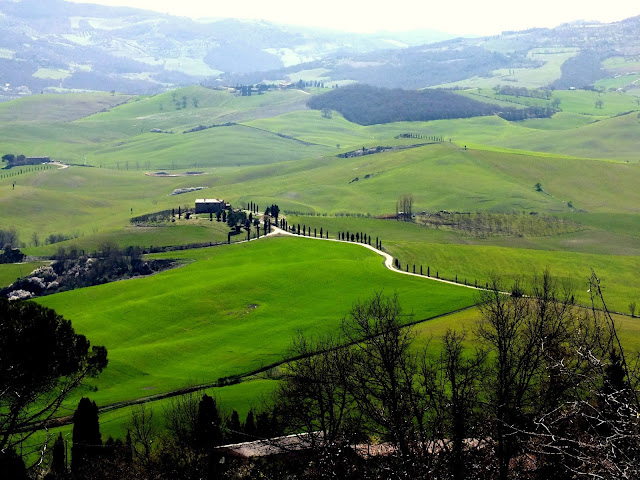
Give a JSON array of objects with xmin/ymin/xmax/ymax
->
[
  {"xmin": 219, "ymin": 16, "xmax": 640, "ymax": 91},
  {"xmin": 2, "ymin": 0, "xmax": 640, "ymax": 97},
  {"xmin": 308, "ymin": 84, "xmax": 514, "ymax": 125},
  {"xmin": 0, "ymin": 0, "xmax": 453, "ymax": 97}
]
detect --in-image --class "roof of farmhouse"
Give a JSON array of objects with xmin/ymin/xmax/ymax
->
[{"xmin": 195, "ymin": 199, "xmax": 224, "ymax": 203}]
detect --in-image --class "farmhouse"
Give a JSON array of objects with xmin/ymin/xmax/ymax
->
[{"xmin": 195, "ymin": 198, "xmax": 225, "ymax": 214}]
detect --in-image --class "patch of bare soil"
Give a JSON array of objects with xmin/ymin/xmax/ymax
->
[{"xmin": 145, "ymin": 171, "xmax": 208, "ymax": 177}]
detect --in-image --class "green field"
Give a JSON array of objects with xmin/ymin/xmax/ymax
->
[
  {"xmin": 0, "ymin": 261, "xmax": 48, "ymax": 287},
  {"xmin": 36, "ymin": 236, "xmax": 477, "ymax": 408}
]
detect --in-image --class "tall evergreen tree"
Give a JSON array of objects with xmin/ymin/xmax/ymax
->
[
  {"xmin": 243, "ymin": 410, "xmax": 257, "ymax": 439},
  {"xmin": 228, "ymin": 410, "xmax": 242, "ymax": 443},
  {"xmin": 50, "ymin": 432, "xmax": 66, "ymax": 476},
  {"xmin": 71, "ymin": 397, "xmax": 101, "ymax": 473},
  {"xmin": 196, "ymin": 394, "xmax": 223, "ymax": 449}
]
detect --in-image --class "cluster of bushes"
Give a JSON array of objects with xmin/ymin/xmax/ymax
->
[
  {"xmin": 283, "ymin": 211, "xmax": 373, "ymax": 218},
  {"xmin": 494, "ymin": 85, "xmax": 552, "ymax": 99},
  {"xmin": 45, "ymin": 233, "xmax": 72, "ymax": 245},
  {"xmin": 497, "ymin": 105, "xmax": 556, "ymax": 121},
  {"xmin": 1, "ymin": 245, "xmax": 175, "ymax": 299},
  {"xmin": 1, "ymin": 154, "xmax": 46, "ymax": 168},
  {"xmin": 0, "ymin": 227, "xmax": 19, "ymax": 249},
  {"xmin": 130, "ymin": 209, "xmax": 173, "ymax": 224},
  {"xmin": 182, "ymin": 122, "xmax": 236, "ymax": 134}
]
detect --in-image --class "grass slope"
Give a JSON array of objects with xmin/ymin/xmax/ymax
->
[
  {"xmin": 4, "ymin": 136, "xmax": 639, "ymax": 252},
  {"xmin": 0, "ymin": 261, "xmax": 47, "ymax": 287},
  {"xmin": 36, "ymin": 236, "xmax": 477, "ymax": 407}
]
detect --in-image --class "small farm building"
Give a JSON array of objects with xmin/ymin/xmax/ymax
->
[{"xmin": 195, "ymin": 198, "xmax": 225, "ymax": 214}]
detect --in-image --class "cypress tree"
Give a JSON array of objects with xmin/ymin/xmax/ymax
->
[
  {"xmin": 0, "ymin": 449, "xmax": 27, "ymax": 480},
  {"xmin": 51, "ymin": 432, "xmax": 66, "ymax": 476},
  {"xmin": 196, "ymin": 394, "xmax": 223, "ymax": 448},
  {"xmin": 228, "ymin": 410, "xmax": 241, "ymax": 443},
  {"xmin": 71, "ymin": 398, "xmax": 101, "ymax": 474},
  {"xmin": 256, "ymin": 412, "xmax": 271, "ymax": 438},
  {"xmin": 243, "ymin": 410, "xmax": 257, "ymax": 439}
]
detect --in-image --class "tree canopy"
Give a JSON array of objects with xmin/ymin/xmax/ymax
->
[
  {"xmin": 308, "ymin": 84, "xmax": 508, "ymax": 125},
  {"xmin": 0, "ymin": 299, "xmax": 107, "ymax": 453}
]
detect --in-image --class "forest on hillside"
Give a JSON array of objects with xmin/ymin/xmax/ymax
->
[{"xmin": 308, "ymin": 84, "xmax": 524, "ymax": 125}]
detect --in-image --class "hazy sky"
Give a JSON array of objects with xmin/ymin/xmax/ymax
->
[{"xmin": 67, "ymin": 0, "xmax": 640, "ymax": 36}]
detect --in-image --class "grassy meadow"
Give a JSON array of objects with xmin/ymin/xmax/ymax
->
[
  {"xmin": 0, "ymin": 261, "xmax": 48, "ymax": 287},
  {"xmin": 36, "ymin": 236, "xmax": 477, "ymax": 408}
]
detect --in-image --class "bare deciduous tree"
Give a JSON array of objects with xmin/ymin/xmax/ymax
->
[
  {"xmin": 396, "ymin": 194, "xmax": 414, "ymax": 221},
  {"xmin": 342, "ymin": 292, "xmax": 418, "ymax": 456},
  {"xmin": 274, "ymin": 333, "xmax": 358, "ymax": 448}
]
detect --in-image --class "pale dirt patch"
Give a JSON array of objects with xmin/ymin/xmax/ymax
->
[{"xmin": 145, "ymin": 171, "xmax": 208, "ymax": 177}]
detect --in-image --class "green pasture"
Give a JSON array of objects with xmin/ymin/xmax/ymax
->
[
  {"xmin": 595, "ymin": 75, "xmax": 640, "ymax": 91},
  {"xmin": 75, "ymin": 86, "xmax": 311, "ymax": 137},
  {"xmin": 384, "ymin": 241, "xmax": 640, "ymax": 314},
  {"xmin": 36, "ymin": 236, "xmax": 477, "ymax": 409},
  {"xmin": 286, "ymin": 208, "xmax": 640, "ymax": 255},
  {"xmin": 518, "ymin": 112, "xmax": 597, "ymax": 130},
  {"xmin": 462, "ymin": 88, "xmax": 639, "ymax": 118},
  {"xmin": 25, "ymin": 222, "xmax": 236, "ymax": 257},
  {"xmin": 0, "ymin": 92, "xmax": 133, "ymax": 123},
  {"xmin": 0, "ymin": 261, "xmax": 48, "ymax": 287},
  {"xmin": 223, "ymin": 143, "xmax": 640, "ymax": 215},
  {"xmin": 0, "ymin": 166, "xmax": 231, "ymax": 246},
  {"xmin": 436, "ymin": 49, "xmax": 578, "ymax": 89},
  {"xmin": 602, "ymin": 56, "xmax": 640, "ymax": 75},
  {"xmin": 89, "ymin": 124, "xmax": 329, "ymax": 169},
  {"xmin": 412, "ymin": 307, "xmax": 640, "ymax": 355},
  {"xmin": 282, "ymin": 213, "xmax": 640, "ymax": 313}
]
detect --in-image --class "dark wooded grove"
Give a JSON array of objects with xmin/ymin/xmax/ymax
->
[{"xmin": 308, "ymin": 84, "xmax": 513, "ymax": 125}]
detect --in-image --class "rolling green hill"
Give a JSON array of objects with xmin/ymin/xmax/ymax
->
[{"xmin": 36, "ymin": 236, "xmax": 477, "ymax": 408}]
